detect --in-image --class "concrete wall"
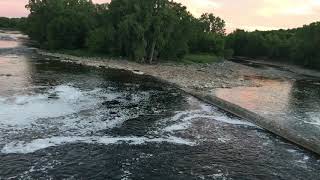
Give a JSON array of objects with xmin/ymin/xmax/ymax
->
[{"xmin": 185, "ymin": 89, "xmax": 320, "ymax": 156}]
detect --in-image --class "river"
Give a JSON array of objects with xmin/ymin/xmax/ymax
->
[
  {"xmin": 0, "ymin": 31, "xmax": 319, "ymax": 179},
  {"xmin": 218, "ymin": 58, "xmax": 320, "ymax": 154}
]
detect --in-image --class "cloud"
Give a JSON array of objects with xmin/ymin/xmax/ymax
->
[
  {"xmin": 257, "ymin": 0, "xmax": 320, "ymax": 17},
  {"xmin": 0, "ymin": 0, "xmax": 28, "ymax": 17},
  {"xmin": 176, "ymin": 0, "xmax": 320, "ymax": 31},
  {"xmin": 175, "ymin": 0, "xmax": 222, "ymax": 17},
  {"xmin": 0, "ymin": 0, "xmax": 319, "ymax": 32}
]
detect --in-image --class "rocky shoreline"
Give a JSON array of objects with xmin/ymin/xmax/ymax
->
[
  {"xmin": 38, "ymin": 49, "xmax": 318, "ymax": 93},
  {"xmin": 37, "ymin": 50, "xmax": 278, "ymax": 92}
]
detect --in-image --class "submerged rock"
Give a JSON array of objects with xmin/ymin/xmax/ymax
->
[{"xmin": 102, "ymin": 100, "xmax": 121, "ymax": 107}]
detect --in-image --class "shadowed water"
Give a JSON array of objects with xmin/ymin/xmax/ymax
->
[{"xmin": 0, "ymin": 32, "xmax": 319, "ymax": 179}]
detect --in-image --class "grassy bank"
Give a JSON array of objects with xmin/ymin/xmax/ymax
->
[
  {"xmin": 52, "ymin": 49, "xmax": 111, "ymax": 59},
  {"xmin": 52, "ymin": 49, "xmax": 223, "ymax": 64},
  {"xmin": 181, "ymin": 54, "xmax": 222, "ymax": 64}
]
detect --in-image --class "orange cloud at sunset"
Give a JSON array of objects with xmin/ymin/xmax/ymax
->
[
  {"xmin": 175, "ymin": 0, "xmax": 320, "ymax": 31},
  {"xmin": 0, "ymin": 0, "xmax": 319, "ymax": 32}
]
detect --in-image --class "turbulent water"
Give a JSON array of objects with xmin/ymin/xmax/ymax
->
[{"xmin": 0, "ymin": 31, "xmax": 319, "ymax": 179}]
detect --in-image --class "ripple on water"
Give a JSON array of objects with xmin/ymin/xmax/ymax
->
[
  {"xmin": 1, "ymin": 136, "xmax": 195, "ymax": 154},
  {"xmin": 163, "ymin": 100, "xmax": 256, "ymax": 133}
]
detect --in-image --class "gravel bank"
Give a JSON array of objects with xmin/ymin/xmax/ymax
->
[{"xmin": 37, "ymin": 50, "xmax": 273, "ymax": 92}]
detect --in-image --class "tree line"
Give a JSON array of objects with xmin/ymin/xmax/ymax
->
[
  {"xmin": 0, "ymin": 0, "xmax": 319, "ymax": 69},
  {"xmin": 23, "ymin": 0, "xmax": 227, "ymax": 63},
  {"xmin": 0, "ymin": 17, "xmax": 27, "ymax": 30},
  {"xmin": 226, "ymin": 22, "xmax": 320, "ymax": 69}
]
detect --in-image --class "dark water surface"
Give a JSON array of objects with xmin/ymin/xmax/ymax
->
[{"xmin": 0, "ymin": 32, "xmax": 319, "ymax": 179}]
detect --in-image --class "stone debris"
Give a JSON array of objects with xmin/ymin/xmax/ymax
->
[{"xmin": 37, "ymin": 50, "xmax": 312, "ymax": 94}]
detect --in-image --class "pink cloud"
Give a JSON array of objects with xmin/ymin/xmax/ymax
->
[
  {"xmin": 176, "ymin": 0, "xmax": 320, "ymax": 31},
  {"xmin": 0, "ymin": 0, "xmax": 109, "ymax": 17},
  {"xmin": 0, "ymin": 0, "xmax": 29, "ymax": 18},
  {"xmin": 1, "ymin": 0, "xmax": 319, "ymax": 31}
]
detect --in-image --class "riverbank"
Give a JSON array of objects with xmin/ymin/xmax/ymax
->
[
  {"xmin": 230, "ymin": 57, "xmax": 320, "ymax": 78},
  {"xmin": 37, "ymin": 50, "xmax": 298, "ymax": 91},
  {"xmin": 38, "ymin": 50, "xmax": 320, "ymax": 91},
  {"xmin": 37, "ymin": 50, "xmax": 320, "ymax": 156}
]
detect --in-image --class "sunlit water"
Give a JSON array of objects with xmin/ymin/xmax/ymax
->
[
  {"xmin": 0, "ymin": 32, "xmax": 319, "ymax": 179},
  {"xmin": 217, "ymin": 59, "xmax": 320, "ymax": 154}
]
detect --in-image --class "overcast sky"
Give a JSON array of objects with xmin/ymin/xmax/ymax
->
[{"xmin": 1, "ymin": 0, "xmax": 320, "ymax": 31}]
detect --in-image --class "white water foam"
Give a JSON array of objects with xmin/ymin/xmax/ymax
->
[
  {"xmin": 164, "ymin": 114, "xmax": 255, "ymax": 132},
  {"xmin": 0, "ymin": 35, "xmax": 15, "ymax": 41},
  {"xmin": 0, "ymin": 84, "xmax": 196, "ymax": 154},
  {"xmin": 0, "ymin": 32, "xmax": 27, "ymax": 44},
  {"xmin": 1, "ymin": 136, "xmax": 195, "ymax": 154},
  {"xmin": 0, "ymin": 84, "xmax": 149, "ymax": 140},
  {"xmin": 0, "ymin": 97, "xmax": 5, "ymax": 102},
  {"xmin": 305, "ymin": 112, "xmax": 320, "ymax": 126},
  {"xmin": 0, "ymin": 85, "xmax": 255, "ymax": 155},
  {"xmin": 213, "ymin": 115, "xmax": 256, "ymax": 126},
  {"xmin": 163, "ymin": 101, "xmax": 256, "ymax": 133},
  {"xmin": 304, "ymin": 121, "xmax": 320, "ymax": 126},
  {"xmin": 3, "ymin": 54, "xmax": 19, "ymax": 58},
  {"xmin": 0, "ymin": 85, "xmax": 100, "ymax": 127}
]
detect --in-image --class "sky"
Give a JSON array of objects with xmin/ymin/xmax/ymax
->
[{"xmin": 1, "ymin": 0, "xmax": 320, "ymax": 32}]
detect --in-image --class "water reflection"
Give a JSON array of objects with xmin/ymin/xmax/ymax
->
[
  {"xmin": 0, "ymin": 41, "xmax": 19, "ymax": 48},
  {"xmin": 215, "ymin": 77, "xmax": 293, "ymax": 115},
  {"xmin": 0, "ymin": 56, "xmax": 34, "ymax": 96},
  {"xmin": 215, "ymin": 75, "xmax": 320, "ymax": 153}
]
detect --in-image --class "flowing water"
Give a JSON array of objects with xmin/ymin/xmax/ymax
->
[
  {"xmin": 218, "ymin": 58, "xmax": 320, "ymax": 154},
  {"xmin": 0, "ymin": 31, "xmax": 319, "ymax": 179}
]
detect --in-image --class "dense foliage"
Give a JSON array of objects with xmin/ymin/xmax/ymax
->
[
  {"xmin": 0, "ymin": 17, "xmax": 27, "ymax": 30},
  {"xmin": 25, "ymin": 0, "xmax": 227, "ymax": 63},
  {"xmin": 226, "ymin": 22, "xmax": 320, "ymax": 69},
  {"xmin": 3, "ymin": 0, "xmax": 319, "ymax": 68}
]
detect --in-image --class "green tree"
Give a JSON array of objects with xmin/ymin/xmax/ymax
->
[
  {"xmin": 226, "ymin": 22, "xmax": 320, "ymax": 69},
  {"xmin": 25, "ymin": 0, "xmax": 228, "ymax": 63},
  {"xmin": 26, "ymin": 0, "xmax": 96, "ymax": 49},
  {"xmin": 0, "ymin": 17, "xmax": 27, "ymax": 30},
  {"xmin": 199, "ymin": 13, "xmax": 226, "ymax": 35},
  {"xmin": 86, "ymin": 26, "xmax": 115, "ymax": 53}
]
